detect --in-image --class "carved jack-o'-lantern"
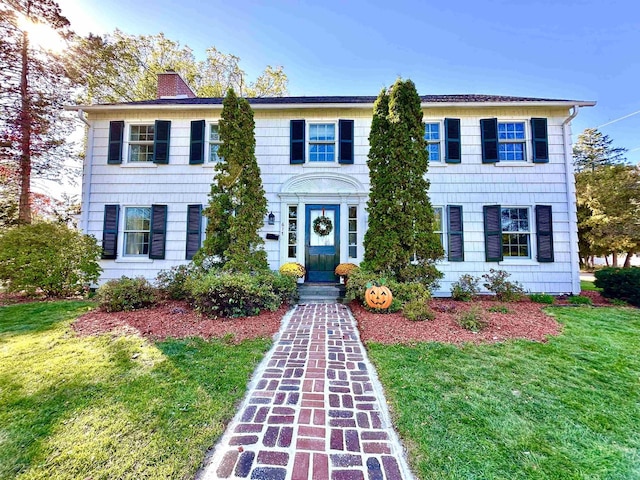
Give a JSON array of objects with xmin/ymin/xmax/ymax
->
[{"xmin": 365, "ymin": 285, "xmax": 393, "ymax": 309}]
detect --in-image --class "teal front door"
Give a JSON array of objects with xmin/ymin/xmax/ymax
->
[{"xmin": 305, "ymin": 205, "xmax": 340, "ymax": 282}]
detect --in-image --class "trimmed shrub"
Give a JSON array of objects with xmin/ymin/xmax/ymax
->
[
  {"xmin": 450, "ymin": 274, "xmax": 480, "ymax": 301},
  {"xmin": 594, "ymin": 267, "xmax": 640, "ymax": 306},
  {"xmin": 482, "ymin": 269, "xmax": 525, "ymax": 302},
  {"xmin": 345, "ymin": 268, "xmax": 431, "ymax": 306},
  {"xmin": 0, "ymin": 222, "xmax": 102, "ymax": 297},
  {"xmin": 403, "ymin": 298, "xmax": 436, "ymax": 321},
  {"xmin": 96, "ymin": 276, "xmax": 157, "ymax": 312},
  {"xmin": 187, "ymin": 271, "xmax": 294, "ymax": 318},
  {"xmin": 456, "ymin": 306, "xmax": 488, "ymax": 332},
  {"xmin": 529, "ymin": 293, "xmax": 555, "ymax": 304},
  {"xmin": 568, "ymin": 295, "xmax": 592, "ymax": 306},
  {"xmin": 156, "ymin": 263, "xmax": 201, "ymax": 300}
]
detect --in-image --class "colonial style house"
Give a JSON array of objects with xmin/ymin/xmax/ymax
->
[{"xmin": 71, "ymin": 72, "xmax": 595, "ymax": 295}]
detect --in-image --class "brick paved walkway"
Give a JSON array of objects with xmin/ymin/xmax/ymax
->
[{"xmin": 198, "ymin": 303, "xmax": 414, "ymax": 480}]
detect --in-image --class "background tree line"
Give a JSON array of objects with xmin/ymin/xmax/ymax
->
[
  {"xmin": 0, "ymin": 0, "xmax": 288, "ymax": 227},
  {"xmin": 573, "ymin": 128, "xmax": 640, "ymax": 268}
]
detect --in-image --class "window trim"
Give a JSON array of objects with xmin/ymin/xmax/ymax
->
[
  {"xmin": 307, "ymin": 121, "xmax": 337, "ymax": 163},
  {"xmin": 127, "ymin": 123, "xmax": 155, "ymax": 163},
  {"xmin": 497, "ymin": 120, "xmax": 529, "ymax": 162},
  {"xmin": 500, "ymin": 206, "xmax": 532, "ymax": 259},
  {"xmin": 122, "ymin": 206, "xmax": 152, "ymax": 257},
  {"xmin": 424, "ymin": 121, "xmax": 443, "ymax": 163}
]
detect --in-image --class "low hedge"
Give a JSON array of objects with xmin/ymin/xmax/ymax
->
[
  {"xmin": 594, "ymin": 267, "xmax": 640, "ymax": 306},
  {"xmin": 345, "ymin": 268, "xmax": 431, "ymax": 307},
  {"xmin": 187, "ymin": 270, "xmax": 297, "ymax": 318}
]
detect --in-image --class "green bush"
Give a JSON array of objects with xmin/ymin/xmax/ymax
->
[
  {"xmin": 187, "ymin": 271, "xmax": 290, "ymax": 318},
  {"xmin": 456, "ymin": 306, "xmax": 488, "ymax": 332},
  {"xmin": 568, "ymin": 295, "xmax": 592, "ymax": 306},
  {"xmin": 96, "ymin": 276, "xmax": 157, "ymax": 312},
  {"xmin": 450, "ymin": 274, "xmax": 480, "ymax": 301},
  {"xmin": 255, "ymin": 271, "xmax": 298, "ymax": 305},
  {"xmin": 529, "ymin": 293, "xmax": 555, "ymax": 304},
  {"xmin": 594, "ymin": 267, "xmax": 640, "ymax": 306},
  {"xmin": 482, "ymin": 269, "xmax": 525, "ymax": 302},
  {"xmin": 0, "ymin": 222, "xmax": 102, "ymax": 297},
  {"xmin": 156, "ymin": 263, "xmax": 202, "ymax": 300},
  {"xmin": 403, "ymin": 298, "xmax": 436, "ymax": 321},
  {"xmin": 488, "ymin": 305, "xmax": 509, "ymax": 313},
  {"xmin": 345, "ymin": 268, "xmax": 431, "ymax": 306}
]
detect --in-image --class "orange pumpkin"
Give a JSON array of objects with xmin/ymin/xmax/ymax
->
[{"xmin": 365, "ymin": 285, "xmax": 393, "ymax": 309}]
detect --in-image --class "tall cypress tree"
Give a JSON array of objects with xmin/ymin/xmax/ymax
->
[
  {"xmin": 200, "ymin": 89, "xmax": 268, "ymax": 272},
  {"xmin": 363, "ymin": 79, "xmax": 443, "ymax": 284}
]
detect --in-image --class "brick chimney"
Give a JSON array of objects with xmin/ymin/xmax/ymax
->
[{"xmin": 157, "ymin": 70, "xmax": 197, "ymax": 99}]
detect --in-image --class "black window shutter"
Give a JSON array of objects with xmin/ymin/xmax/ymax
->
[
  {"xmin": 338, "ymin": 119, "xmax": 354, "ymax": 164},
  {"xmin": 447, "ymin": 205, "xmax": 464, "ymax": 261},
  {"xmin": 531, "ymin": 118, "xmax": 549, "ymax": 163},
  {"xmin": 107, "ymin": 121, "xmax": 124, "ymax": 165},
  {"xmin": 535, "ymin": 205, "xmax": 554, "ymax": 262},
  {"xmin": 102, "ymin": 204, "xmax": 119, "ymax": 259},
  {"xmin": 149, "ymin": 204, "xmax": 168, "ymax": 259},
  {"xmin": 185, "ymin": 204, "xmax": 202, "ymax": 260},
  {"xmin": 480, "ymin": 118, "xmax": 499, "ymax": 164},
  {"xmin": 290, "ymin": 120, "xmax": 305, "ymax": 164},
  {"xmin": 189, "ymin": 120, "xmax": 205, "ymax": 164},
  {"xmin": 484, "ymin": 205, "xmax": 503, "ymax": 261},
  {"xmin": 153, "ymin": 120, "xmax": 171, "ymax": 164},
  {"xmin": 444, "ymin": 118, "xmax": 461, "ymax": 164}
]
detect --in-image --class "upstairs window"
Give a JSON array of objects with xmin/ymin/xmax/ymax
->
[
  {"xmin": 501, "ymin": 207, "xmax": 530, "ymax": 258},
  {"xmin": 498, "ymin": 122, "xmax": 526, "ymax": 161},
  {"xmin": 124, "ymin": 207, "xmax": 151, "ymax": 255},
  {"xmin": 424, "ymin": 123, "xmax": 441, "ymax": 162},
  {"xmin": 209, "ymin": 124, "xmax": 223, "ymax": 162},
  {"xmin": 129, "ymin": 125, "xmax": 154, "ymax": 162},
  {"xmin": 309, "ymin": 123, "xmax": 335, "ymax": 162}
]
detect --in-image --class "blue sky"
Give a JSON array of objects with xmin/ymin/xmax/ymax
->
[{"xmin": 58, "ymin": 0, "xmax": 640, "ymax": 164}]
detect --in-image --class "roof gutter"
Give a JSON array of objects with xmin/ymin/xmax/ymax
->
[
  {"xmin": 65, "ymin": 100, "xmax": 597, "ymax": 113},
  {"xmin": 563, "ymin": 104, "xmax": 583, "ymax": 294}
]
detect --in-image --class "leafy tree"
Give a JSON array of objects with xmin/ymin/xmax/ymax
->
[
  {"xmin": 198, "ymin": 89, "xmax": 268, "ymax": 272},
  {"xmin": 67, "ymin": 31, "xmax": 288, "ymax": 104},
  {"xmin": 0, "ymin": 0, "xmax": 78, "ymax": 224},
  {"xmin": 576, "ymin": 165, "xmax": 640, "ymax": 267},
  {"xmin": 362, "ymin": 79, "xmax": 443, "ymax": 285},
  {"xmin": 573, "ymin": 127, "xmax": 627, "ymax": 172}
]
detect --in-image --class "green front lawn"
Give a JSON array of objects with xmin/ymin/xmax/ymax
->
[
  {"xmin": 580, "ymin": 279, "xmax": 602, "ymax": 291},
  {"xmin": 0, "ymin": 301, "xmax": 271, "ymax": 479},
  {"xmin": 369, "ymin": 307, "xmax": 640, "ymax": 479}
]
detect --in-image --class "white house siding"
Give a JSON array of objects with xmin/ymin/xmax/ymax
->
[{"xmin": 82, "ymin": 103, "xmax": 580, "ymax": 295}]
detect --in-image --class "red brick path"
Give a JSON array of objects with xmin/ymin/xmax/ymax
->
[{"xmin": 199, "ymin": 304, "xmax": 413, "ymax": 480}]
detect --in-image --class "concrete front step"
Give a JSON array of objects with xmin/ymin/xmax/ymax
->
[{"xmin": 297, "ymin": 283, "xmax": 344, "ymax": 304}]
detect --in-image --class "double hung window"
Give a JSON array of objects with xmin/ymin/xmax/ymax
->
[
  {"xmin": 501, "ymin": 207, "xmax": 530, "ymax": 257},
  {"xmin": 124, "ymin": 207, "xmax": 151, "ymax": 256},
  {"xmin": 129, "ymin": 125, "xmax": 155, "ymax": 162},
  {"xmin": 424, "ymin": 123, "xmax": 441, "ymax": 162},
  {"xmin": 433, "ymin": 207, "xmax": 444, "ymax": 246},
  {"xmin": 209, "ymin": 124, "xmax": 222, "ymax": 162},
  {"xmin": 498, "ymin": 122, "xmax": 526, "ymax": 161},
  {"xmin": 309, "ymin": 123, "xmax": 335, "ymax": 162}
]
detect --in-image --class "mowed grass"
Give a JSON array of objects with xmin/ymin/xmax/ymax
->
[
  {"xmin": 0, "ymin": 301, "xmax": 271, "ymax": 480},
  {"xmin": 369, "ymin": 307, "xmax": 640, "ymax": 479},
  {"xmin": 581, "ymin": 279, "xmax": 602, "ymax": 291}
]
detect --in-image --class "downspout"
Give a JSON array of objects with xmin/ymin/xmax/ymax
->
[
  {"xmin": 77, "ymin": 109, "xmax": 93, "ymax": 234},
  {"xmin": 563, "ymin": 105, "xmax": 581, "ymax": 294}
]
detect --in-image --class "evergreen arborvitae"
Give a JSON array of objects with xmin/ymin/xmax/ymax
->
[
  {"xmin": 363, "ymin": 79, "xmax": 443, "ymax": 284},
  {"xmin": 199, "ymin": 89, "xmax": 268, "ymax": 272}
]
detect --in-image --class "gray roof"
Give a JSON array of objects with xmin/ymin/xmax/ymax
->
[{"xmin": 98, "ymin": 94, "xmax": 590, "ymax": 107}]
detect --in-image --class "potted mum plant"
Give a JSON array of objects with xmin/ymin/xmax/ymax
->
[
  {"xmin": 334, "ymin": 263, "xmax": 358, "ymax": 285},
  {"xmin": 279, "ymin": 262, "xmax": 306, "ymax": 283}
]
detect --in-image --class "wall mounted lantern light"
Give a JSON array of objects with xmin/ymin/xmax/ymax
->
[{"xmin": 267, "ymin": 211, "xmax": 275, "ymax": 225}]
